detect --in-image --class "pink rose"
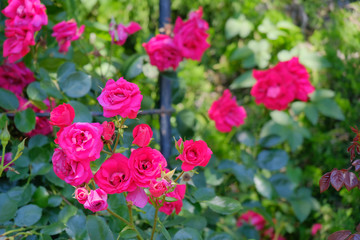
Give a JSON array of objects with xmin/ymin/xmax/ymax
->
[
  {"xmin": 237, "ymin": 210, "xmax": 266, "ymax": 231},
  {"xmin": 149, "ymin": 179, "xmax": 171, "ymax": 198},
  {"xmin": 97, "ymin": 77, "xmax": 143, "ymax": 119},
  {"xmin": 0, "ymin": 62, "xmax": 35, "ymax": 95},
  {"xmin": 173, "ymin": 7, "xmax": 210, "ymax": 61},
  {"xmin": 158, "ymin": 184, "xmax": 186, "ymax": 215},
  {"xmin": 126, "ymin": 187, "xmax": 148, "ymax": 208},
  {"xmin": 1, "ymin": 153, "xmax": 13, "ymax": 172},
  {"xmin": 52, "ymin": 148, "xmax": 93, "ymax": 186},
  {"xmin": 208, "ymin": 89, "xmax": 247, "ymax": 133},
  {"xmin": 52, "ymin": 19, "xmax": 85, "ymax": 53},
  {"xmin": 84, "ymin": 188, "xmax": 108, "ymax": 212},
  {"xmin": 132, "ymin": 124, "xmax": 153, "ymax": 147},
  {"xmin": 102, "ymin": 121, "xmax": 115, "ymax": 141},
  {"xmin": 109, "ymin": 21, "xmax": 141, "ymax": 46},
  {"xmin": 311, "ymin": 223, "xmax": 322, "ymax": 236},
  {"xmin": 50, "ymin": 103, "xmax": 75, "ymax": 128},
  {"xmin": 57, "ymin": 123, "xmax": 104, "ymax": 162},
  {"xmin": 3, "ymin": 21, "xmax": 35, "ymax": 63},
  {"xmin": 143, "ymin": 34, "xmax": 183, "ymax": 72},
  {"xmin": 128, "ymin": 147, "xmax": 167, "ymax": 188},
  {"xmin": 94, "ymin": 153, "xmax": 136, "ymax": 194},
  {"xmin": 26, "ymin": 117, "xmax": 53, "ymax": 137},
  {"xmin": 176, "ymin": 139, "xmax": 212, "ymax": 172},
  {"xmin": 251, "ymin": 57, "xmax": 314, "ymax": 110},
  {"xmin": 75, "ymin": 187, "xmax": 88, "ymax": 204},
  {"xmin": 263, "ymin": 227, "xmax": 286, "ymax": 240},
  {"xmin": 2, "ymin": 0, "xmax": 48, "ymax": 31}
]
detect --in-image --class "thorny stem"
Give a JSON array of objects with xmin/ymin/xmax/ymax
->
[
  {"xmin": 174, "ymin": 171, "xmax": 185, "ymax": 182},
  {"xmin": 0, "ymin": 227, "xmax": 27, "ymax": 236},
  {"xmin": 107, "ymin": 143, "xmax": 113, "ymax": 152},
  {"xmin": 274, "ymin": 221, "xmax": 285, "ymax": 240},
  {"xmin": 101, "ymin": 150, "xmax": 113, "ymax": 155},
  {"xmin": 0, "ymin": 146, "xmax": 6, "ymax": 177},
  {"xmin": 150, "ymin": 203, "xmax": 160, "ymax": 240}
]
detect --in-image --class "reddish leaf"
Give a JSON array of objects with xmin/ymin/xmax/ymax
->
[
  {"xmin": 356, "ymin": 223, "xmax": 360, "ymax": 232},
  {"xmin": 330, "ymin": 169, "xmax": 345, "ymax": 191},
  {"xmin": 328, "ymin": 230, "xmax": 352, "ymax": 240},
  {"xmin": 348, "ymin": 234, "xmax": 360, "ymax": 240},
  {"xmin": 351, "ymin": 126, "xmax": 359, "ymax": 134},
  {"xmin": 344, "ymin": 172, "xmax": 359, "ymax": 191},
  {"xmin": 320, "ymin": 172, "xmax": 331, "ymax": 193},
  {"xmin": 352, "ymin": 160, "xmax": 360, "ymax": 172}
]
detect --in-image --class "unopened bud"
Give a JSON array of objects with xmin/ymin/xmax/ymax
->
[{"xmin": 0, "ymin": 124, "xmax": 10, "ymax": 147}]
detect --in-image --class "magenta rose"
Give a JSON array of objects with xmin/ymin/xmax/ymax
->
[
  {"xmin": 158, "ymin": 184, "xmax": 186, "ymax": 215},
  {"xmin": 2, "ymin": 0, "xmax": 48, "ymax": 31},
  {"xmin": 97, "ymin": 77, "xmax": 143, "ymax": 118},
  {"xmin": 176, "ymin": 139, "xmax": 212, "ymax": 172},
  {"xmin": 84, "ymin": 188, "xmax": 108, "ymax": 212},
  {"xmin": 3, "ymin": 20, "xmax": 35, "ymax": 63},
  {"xmin": 311, "ymin": 223, "xmax": 322, "ymax": 236},
  {"xmin": 109, "ymin": 21, "xmax": 141, "ymax": 46},
  {"xmin": 208, "ymin": 89, "xmax": 247, "ymax": 133},
  {"xmin": 52, "ymin": 19, "xmax": 85, "ymax": 53},
  {"xmin": 94, "ymin": 153, "xmax": 137, "ymax": 194},
  {"xmin": 57, "ymin": 123, "xmax": 104, "ymax": 162},
  {"xmin": 173, "ymin": 7, "xmax": 210, "ymax": 61},
  {"xmin": 26, "ymin": 117, "xmax": 53, "ymax": 137},
  {"xmin": 236, "ymin": 210, "xmax": 266, "ymax": 231},
  {"xmin": 128, "ymin": 147, "xmax": 167, "ymax": 188},
  {"xmin": 102, "ymin": 121, "xmax": 115, "ymax": 141},
  {"xmin": 1, "ymin": 153, "xmax": 13, "ymax": 172},
  {"xmin": 132, "ymin": 124, "xmax": 153, "ymax": 147},
  {"xmin": 251, "ymin": 57, "xmax": 314, "ymax": 110},
  {"xmin": 149, "ymin": 179, "xmax": 171, "ymax": 198},
  {"xmin": 50, "ymin": 103, "xmax": 75, "ymax": 128},
  {"xmin": 52, "ymin": 148, "xmax": 93, "ymax": 186},
  {"xmin": 75, "ymin": 187, "xmax": 88, "ymax": 204},
  {"xmin": 143, "ymin": 34, "xmax": 183, "ymax": 72},
  {"xmin": 0, "ymin": 62, "xmax": 35, "ymax": 95}
]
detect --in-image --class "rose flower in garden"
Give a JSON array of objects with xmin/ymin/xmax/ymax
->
[
  {"xmin": 109, "ymin": 20, "xmax": 142, "ymax": 46},
  {"xmin": 251, "ymin": 57, "xmax": 315, "ymax": 111},
  {"xmin": 52, "ymin": 19, "xmax": 85, "ymax": 53}
]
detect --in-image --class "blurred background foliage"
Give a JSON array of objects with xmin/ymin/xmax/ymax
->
[{"xmin": 0, "ymin": 0, "xmax": 360, "ymax": 239}]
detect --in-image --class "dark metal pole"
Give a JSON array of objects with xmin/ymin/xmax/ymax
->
[{"xmin": 159, "ymin": 0, "xmax": 172, "ymax": 162}]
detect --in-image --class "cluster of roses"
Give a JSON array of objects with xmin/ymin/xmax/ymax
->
[
  {"xmin": 2, "ymin": 0, "xmax": 48, "ymax": 63},
  {"xmin": 50, "ymin": 77, "xmax": 212, "ymax": 215},
  {"xmin": 143, "ymin": 7, "xmax": 210, "ymax": 72},
  {"xmin": 0, "ymin": 62, "xmax": 53, "ymax": 136},
  {"xmin": 208, "ymin": 57, "xmax": 315, "ymax": 133}
]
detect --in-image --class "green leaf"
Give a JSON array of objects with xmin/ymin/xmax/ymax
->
[
  {"xmin": 225, "ymin": 16, "xmax": 254, "ymax": 39},
  {"xmin": 0, "ymin": 88, "xmax": 19, "ymax": 110},
  {"xmin": 41, "ymin": 222, "xmax": 66, "ymax": 235},
  {"xmin": 315, "ymin": 98, "xmax": 345, "ymax": 120},
  {"xmin": 174, "ymin": 228, "xmax": 202, "ymax": 240},
  {"xmin": 206, "ymin": 196, "xmax": 242, "ymax": 215},
  {"xmin": 248, "ymin": 39, "xmax": 271, "ymax": 68},
  {"xmin": 259, "ymin": 135, "xmax": 283, "ymax": 148},
  {"xmin": 28, "ymin": 135, "xmax": 49, "ymax": 148},
  {"xmin": 0, "ymin": 193, "xmax": 17, "ymax": 223},
  {"xmin": 230, "ymin": 47, "xmax": 253, "ymax": 61},
  {"xmin": 40, "ymin": 81, "xmax": 63, "ymax": 99},
  {"xmin": 230, "ymin": 71, "xmax": 256, "ymax": 89},
  {"xmin": 58, "ymin": 205, "xmax": 77, "ymax": 223},
  {"xmin": 66, "ymin": 215, "xmax": 87, "ymax": 239},
  {"xmin": 60, "ymin": 71, "xmax": 92, "ymax": 98},
  {"xmin": 309, "ymin": 89, "xmax": 335, "ymax": 101},
  {"xmin": 124, "ymin": 55, "xmax": 146, "ymax": 79},
  {"xmin": 193, "ymin": 187, "xmax": 216, "ymax": 202},
  {"xmin": 290, "ymin": 101, "xmax": 306, "ymax": 115},
  {"xmin": 57, "ymin": 62, "xmax": 76, "ymax": 83},
  {"xmin": 257, "ymin": 149, "xmax": 288, "ymax": 171},
  {"xmin": 269, "ymin": 173, "xmax": 295, "ymax": 199},
  {"xmin": 158, "ymin": 220, "xmax": 172, "ymax": 240},
  {"xmin": 69, "ymin": 100, "xmax": 92, "ymax": 122},
  {"xmin": 290, "ymin": 197, "xmax": 312, "ymax": 222},
  {"xmin": 165, "ymin": 197, "xmax": 179, "ymax": 202},
  {"xmin": 7, "ymin": 185, "xmax": 32, "ymax": 207},
  {"xmin": 304, "ymin": 104, "xmax": 319, "ymax": 125},
  {"xmin": 176, "ymin": 109, "xmax": 196, "ymax": 138},
  {"xmin": 33, "ymin": 186, "xmax": 49, "ymax": 208},
  {"xmin": 86, "ymin": 215, "xmax": 115, "ymax": 240},
  {"xmin": 236, "ymin": 131, "xmax": 256, "ymax": 147},
  {"xmin": 26, "ymin": 82, "xmax": 47, "ymax": 101},
  {"xmin": 208, "ymin": 233, "xmax": 234, "ymax": 240},
  {"xmin": 14, "ymin": 108, "xmax": 36, "ymax": 133},
  {"xmin": 270, "ymin": 111, "xmax": 292, "ymax": 126},
  {"xmin": 183, "ymin": 215, "xmax": 207, "ymax": 230},
  {"xmin": 48, "ymin": 195, "xmax": 62, "ymax": 207},
  {"xmin": 14, "ymin": 204, "xmax": 42, "ymax": 226},
  {"xmin": 254, "ymin": 174, "xmax": 273, "ymax": 199}
]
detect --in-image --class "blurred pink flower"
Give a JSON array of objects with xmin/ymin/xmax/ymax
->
[
  {"xmin": 52, "ymin": 19, "xmax": 85, "ymax": 53},
  {"xmin": 237, "ymin": 210, "xmax": 266, "ymax": 231},
  {"xmin": 0, "ymin": 62, "xmax": 35, "ymax": 95},
  {"xmin": 109, "ymin": 21, "xmax": 141, "ymax": 46},
  {"xmin": 1, "ymin": 153, "xmax": 13, "ymax": 172},
  {"xmin": 311, "ymin": 223, "xmax": 322, "ymax": 236}
]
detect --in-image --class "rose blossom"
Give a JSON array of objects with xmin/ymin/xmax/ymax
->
[
  {"xmin": 263, "ymin": 227, "xmax": 286, "ymax": 240},
  {"xmin": 1, "ymin": 153, "xmax": 13, "ymax": 172},
  {"xmin": 173, "ymin": 7, "xmax": 210, "ymax": 61},
  {"xmin": 102, "ymin": 121, "xmax": 115, "ymax": 141},
  {"xmin": 126, "ymin": 187, "xmax": 148, "ymax": 208},
  {"xmin": 97, "ymin": 77, "xmax": 143, "ymax": 118},
  {"xmin": 128, "ymin": 147, "xmax": 167, "ymax": 188},
  {"xmin": 132, "ymin": 124, "xmax": 153, "ymax": 147},
  {"xmin": 84, "ymin": 188, "xmax": 108, "ymax": 212},
  {"xmin": 3, "ymin": 21, "xmax": 35, "ymax": 63},
  {"xmin": 2, "ymin": 0, "xmax": 48, "ymax": 31},
  {"xmin": 143, "ymin": 34, "xmax": 183, "ymax": 71},
  {"xmin": 157, "ymin": 184, "xmax": 186, "ymax": 215},
  {"xmin": 94, "ymin": 153, "xmax": 137, "ymax": 194},
  {"xmin": 52, "ymin": 148, "xmax": 93, "ymax": 186},
  {"xmin": 0, "ymin": 62, "xmax": 35, "ymax": 95},
  {"xmin": 251, "ymin": 57, "xmax": 315, "ymax": 111},
  {"xmin": 149, "ymin": 179, "xmax": 171, "ymax": 198},
  {"xmin": 311, "ymin": 223, "xmax": 322, "ymax": 236},
  {"xmin": 57, "ymin": 123, "xmax": 104, "ymax": 162},
  {"xmin": 50, "ymin": 103, "xmax": 75, "ymax": 127},
  {"xmin": 208, "ymin": 89, "xmax": 247, "ymax": 133},
  {"xmin": 237, "ymin": 210, "xmax": 266, "ymax": 231},
  {"xmin": 75, "ymin": 187, "xmax": 88, "ymax": 204},
  {"xmin": 26, "ymin": 117, "xmax": 53, "ymax": 137},
  {"xmin": 109, "ymin": 21, "xmax": 141, "ymax": 46},
  {"xmin": 52, "ymin": 19, "xmax": 85, "ymax": 53},
  {"xmin": 176, "ymin": 139, "xmax": 212, "ymax": 172}
]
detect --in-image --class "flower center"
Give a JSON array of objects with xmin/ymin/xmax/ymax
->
[
  {"xmin": 110, "ymin": 172, "xmax": 125, "ymax": 186},
  {"xmin": 266, "ymin": 86, "xmax": 281, "ymax": 98}
]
